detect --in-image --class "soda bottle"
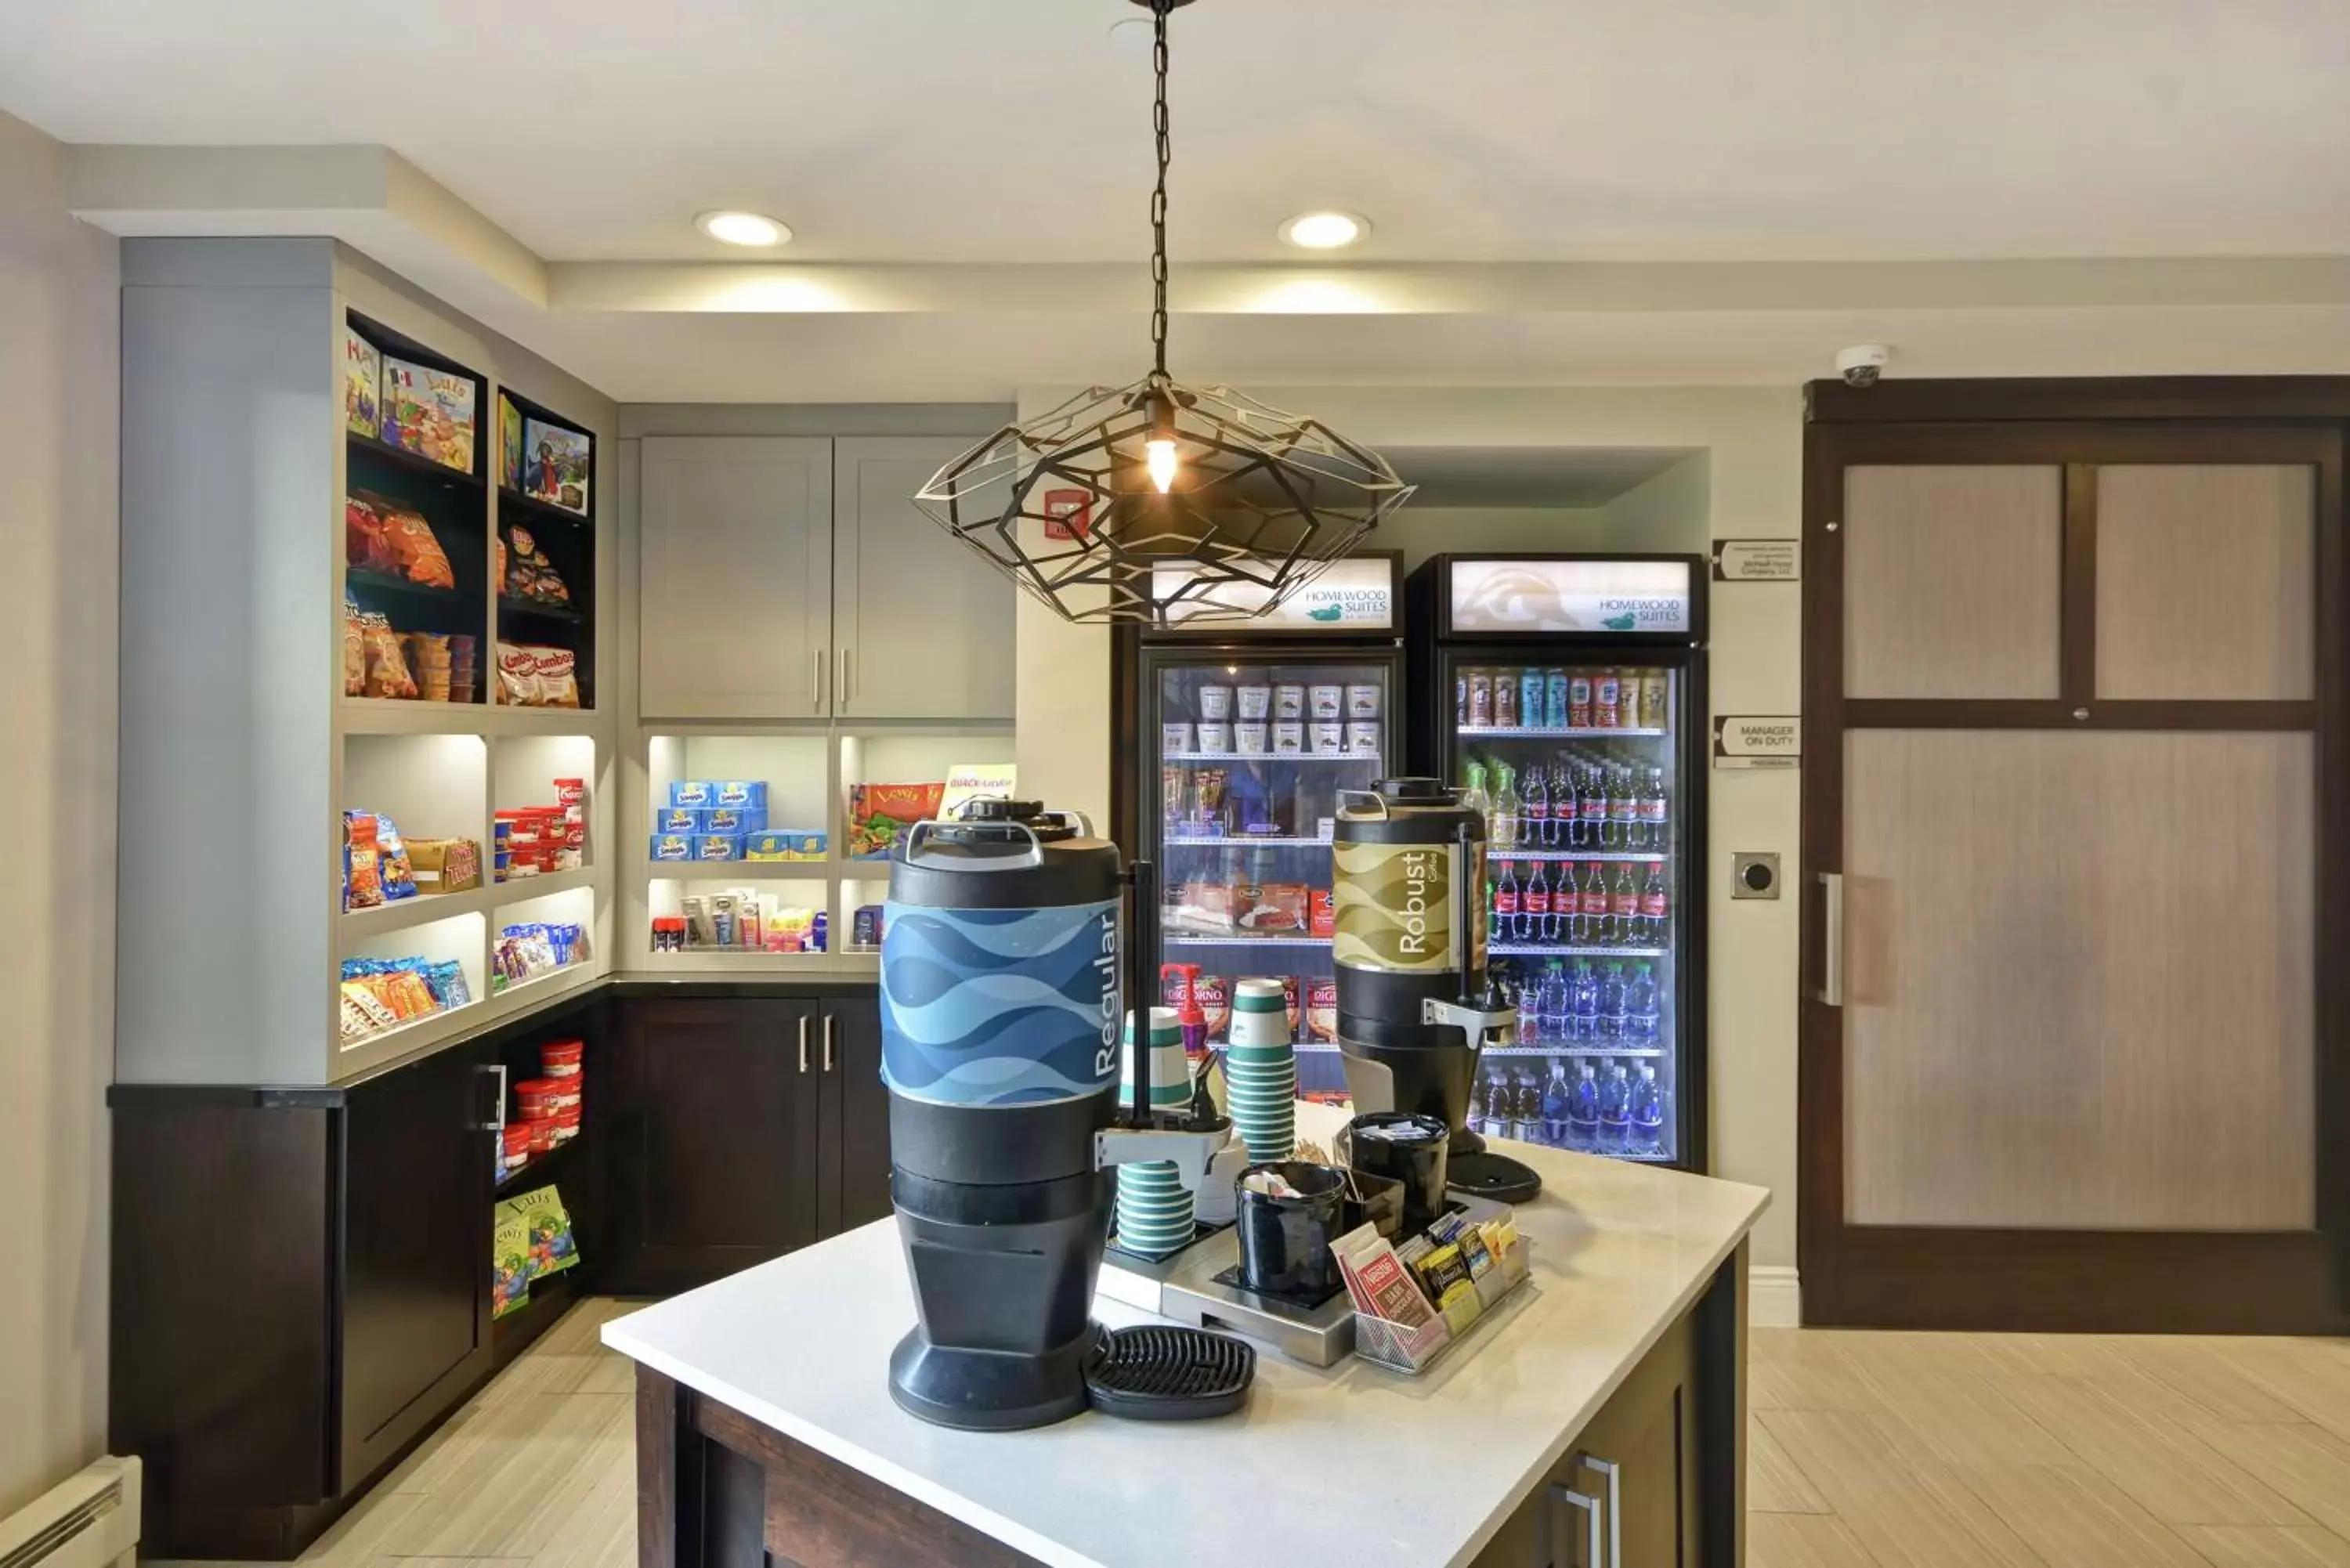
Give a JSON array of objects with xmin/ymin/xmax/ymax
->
[
  {"xmin": 1639, "ymin": 765, "xmax": 1668, "ymax": 850},
  {"xmin": 1541, "ymin": 1059, "xmax": 1572, "ymax": 1147},
  {"xmin": 1524, "ymin": 858, "xmax": 1552, "ymax": 944},
  {"xmin": 1455, "ymin": 669, "xmax": 1470, "ymax": 727},
  {"xmin": 1467, "ymin": 670, "xmax": 1493, "ymax": 727},
  {"xmin": 1640, "ymin": 864, "xmax": 1669, "ymax": 945},
  {"xmin": 1600, "ymin": 1064, "xmax": 1633, "ymax": 1152},
  {"xmin": 1632, "ymin": 1065, "xmax": 1667, "ymax": 1156},
  {"xmin": 1596, "ymin": 961, "xmax": 1626, "ymax": 1040},
  {"xmin": 1546, "ymin": 762, "xmax": 1572, "ymax": 849},
  {"xmin": 1545, "ymin": 667, "xmax": 1571, "ymax": 731},
  {"xmin": 1570, "ymin": 959, "xmax": 1600, "ymax": 1041},
  {"xmin": 1469, "ymin": 1069, "xmax": 1491, "ymax": 1130},
  {"xmin": 1520, "ymin": 668, "xmax": 1546, "ymax": 732},
  {"xmin": 1609, "ymin": 764, "xmax": 1640, "ymax": 851},
  {"xmin": 1494, "ymin": 669, "xmax": 1519, "ymax": 728},
  {"xmin": 1480, "ymin": 1070, "xmax": 1509, "ymax": 1139},
  {"xmin": 1494, "ymin": 859, "xmax": 1521, "ymax": 944},
  {"xmin": 1593, "ymin": 668, "xmax": 1622, "ymax": 729},
  {"xmin": 1580, "ymin": 861, "xmax": 1611, "ymax": 946},
  {"xmin": 1568, "ymin": 1062, "xmax": 1603, "ymax": 1151},
  {"xmin": 1491, "ymin": 764, "xmax": 1521, "ymax": 850},
  {"xmin": 1510, "ymin": 1072, "xmax": 1542, "ymax": 1143},
  {"xmin": 1580, "ymin": 764, "xmax": 1610, "ymax": 851},
  {"xmin": 1522, "ymin": 762, "xmax": 1550, "ymax": 849},
  {"xmin": 1487, "ymin": 873, "xmax": 1502, "ymax": 945},
  {"xmin": 1568, "ymin": 669, "xmax": 1593, "ymax": 728},
  {"xmin": 1538, "ymin": 960, "xmax": 1571, "ymax": 1040},
  {"xmin": 1462, "ymin": 756, "xmax": 1491, "ymax": 822},
  {"xmin": 1625, "ymin": 960, "xmax": 1660, "ymax": 1049},
  {"xmin": 1611, "ymin": 863, "xmax": 1642, "ymax": 945}
]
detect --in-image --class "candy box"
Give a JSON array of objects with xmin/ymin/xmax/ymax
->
[
  {"xmin": 650, "ymin": 833, "xmax": 695, "ymax": 862},
  {"xmin": 692, "ymin": 833, "xmax": 743, "ymax": 862},
  {"xmin": 380, "ymin": 356, "xmax": 476, "ymax": 475},
  {"xmin": 700, "ymin": 804, "xmax": 767, "ymax": 836},
  {"xmin": 848, "ymin": 782, "xmax": 945, "ymax": 858},
  {"xmin": 714, "ymin": 780, "xmax": 768, "ymax": 811},
  {"xmin": 342, "ymin": 326, "xmax": 381, "ymax": 439},
  {"xmin": 744, "ymin": 830, "xmax": 827, "ymax": 862},
  {"xmin": 653, "ymin": 807, "xmax": 701, "ymax": 835}
]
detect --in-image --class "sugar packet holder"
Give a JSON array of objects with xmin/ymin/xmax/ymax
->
[{"xmin": 1341, "ymin": 1223, "xmax": 1533, "ymax": 1377}]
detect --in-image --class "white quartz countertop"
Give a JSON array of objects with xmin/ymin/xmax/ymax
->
[{"xmin": 605, "ymin": 1135, "xmax": 1768, "ymax": 1568}]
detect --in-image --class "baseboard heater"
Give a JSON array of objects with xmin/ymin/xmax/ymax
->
[{"xmin": 0, "ymin": 1458, "xmax": 140, "ymax": 1568}]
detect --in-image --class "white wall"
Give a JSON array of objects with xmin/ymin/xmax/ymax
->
[
  {"xmin": 1013, "ymin": 385, "xmax": 1806, "ymax": 1288},
  {"xmin": 0, "ymin": 109, "xmax": 119, "ymax": 1517}
]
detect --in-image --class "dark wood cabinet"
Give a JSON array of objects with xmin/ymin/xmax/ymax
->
[
  {"xmin": 821, "ymin": 995, "xmax": 893, "ymax": 1235},
  {"xmin": 604, "ymin": 998, "xmax": 829, "ymax": 1295},
  {"xmin": 339, "ymin": 1042, "xmax": 496, "ymax": 1490}
]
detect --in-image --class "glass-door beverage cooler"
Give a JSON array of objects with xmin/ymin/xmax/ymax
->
[
  {"xmin": 1125, "ymin": 555, "xmax": 1406, "ymax": 1100},
  {"xmin": 1405, "ymin": 555, "xmax": 1707, "ymax": 1169}
]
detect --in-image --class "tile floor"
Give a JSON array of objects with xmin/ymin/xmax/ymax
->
[{"xmin": 199, "ymin": 1302, "xmax": 2350, "ymax": 1566}]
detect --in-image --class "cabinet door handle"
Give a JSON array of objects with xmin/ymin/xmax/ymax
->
[
  {"xmin": 1550, "ymin": 1487, "xmax": 1601, "ymax": 1568},
  {"xmin": 477, "ymin": 1064, "xmax": 508, "ymax": 1132},
  {"xmin": 837, "ymin": 648, "xmax": 853, "ymax": 711},
  {"xmin": 1819, "ymin": 871, "xmax": 1845, "ymax": 1007},
  {"xmin": 822, "ymin": 1013, "xmax": 836, "ymax": 1073},
  {"xmin": 812, "ymin": 649, "xmax": 827, "ymax": 713},
  {"xmin": 798, "ymin": 1014, "xmax": 811, "ymax": 1074},
  {"xmin": 1578, "ymin": 1455, "xmax": 1622, "ymax": 1568}
]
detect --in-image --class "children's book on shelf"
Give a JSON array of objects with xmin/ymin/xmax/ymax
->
[
  {"xmin": 342, "ymin": 326, "xmax": 381, "ymax": 439},
  {"xmin": 499, "ymin": 393, "xmax": 524, "ymax": 490},
  {"xmin": 522, "ymin": 417, "xmax": 592, "ymax": 516},
  {"xmin": 381, "ymin": 355, "xmax": 479, "ymax": 475}
]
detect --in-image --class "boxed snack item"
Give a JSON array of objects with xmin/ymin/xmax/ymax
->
[
  {"xmin": 343, "ymin": 327, "xmax": 381, "ymax": 439},
  {"xmin": 650, "ymin": 833, "xmax": 693, "ymax": 862},
  {"xmin": 1195, "ymin": 974, "xmax": 1232, "ymax": 1041},
  {"xmin": 499, "ymin": 393, "xmax": 524, "ymax": 489},
  {"xmin": 381, "ymin": 356, "xmax": 477, "ymax": 474},
  {"xmin": 501, "ymin": 522, "xmax": 570, "ymax": 605},
  {"xmin": 1311, "ymin": 887, "xmax": 1336, "ymax": 938},
  {"xmin": 405, "ymin": 836, "xmax": 483, "ymax": 894},
  {"xmin": 692, "ymin": 833, "xmax": 743, "ymax": 862},
  {"xmin": 522, "ymin": 417, "xmax": 593, "ymax": 516},
  {"xmin": 1307, "ymin": 980, "xmax": 1338, "ymax": 1042},
  {"xmin": 1167, "ymin": 879, "xmax": 1237, "ymax": 935},
  {"xmin": 848, "ymin": 782, "xmax": 945, "ymax": 858},
  {"xmin": 744, "ymin": 830, "xmax": 827, "ymax": 862},
  {"xmin": 1234, "ymin": 880, "xmax": 1309, "ymax": 935}
]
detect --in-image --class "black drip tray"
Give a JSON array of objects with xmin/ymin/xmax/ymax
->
[
  {"xmin": 1208, "ymin": 1264, "xmax": 1347, "ymax": 1313},
  {"xmin": 1085, "ymin": 1325, "xmax": 1255, "ymax": 1421},
  {"xmin": 1448, "ymin": 1151, "xmax": 1542, "ymax": 1203}
]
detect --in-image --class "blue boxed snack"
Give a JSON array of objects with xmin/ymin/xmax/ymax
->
[
  {"xmin": 670, "ymin": 780, "xmax": 718, "ymax": 807},
  {"xmin": 649, "ymin": 833, "xmax": 694, "ymax": 862},
  {"xmin": 653, "ymin": 807, "xmax": 701, "ymax": 835},
  {"xmin": 692, "ymin": 833, "xmax": 743, "ymax": 862},
  {"xmin": 700, "ymin": 804, "xmax": 767, "ymax": 836},
  {"xmin": 743, "ymin": 829, "xmax": 826, "ymax": 862},
  {"xmin": 714, "ymin": 780, "xmax": 768, "ymax": 811}
]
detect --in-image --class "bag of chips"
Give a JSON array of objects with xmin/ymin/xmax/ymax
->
[
  {"xmin": 345, "ymin": 495, "xmax": 396, "ymax": 575},
  {"xmin": 494, "ymin": 641, "xmax": 537, "ymax": 706},
  {"xmin": 379, "ymin": 500, "xmax": 457, "ymax": 589},
  {"xmin": 502, "ymin": 524, "xmax": 570, "ymax": 605},
  {"xmin": 344, "ymin": 815, "xmax": 385, "ymax": 910},
  {"xmin": 343, "ymin": 599, "xmax": 365, "ymax": 695},
  {"xmin": 360, "ymin": 612, "xmax": 417, "ymax": 699},
  {"xmin": 533, "ymin": 647, "xmax": 580, "ymax": 707},
  {"xmin": 371, "ymin": 812, "xmax": 418, "ymax": 901}
]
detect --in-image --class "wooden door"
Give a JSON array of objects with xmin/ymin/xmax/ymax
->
[
  {"xmin": 338, "ymin": 1044, "xmax": 496, "ymax": 1490},
  {"xmin": 1802, "ymin": 420, "xmax": 2347, "ymax": 1332},
  {"xmin": 604, "ymin": 999, "xmax": 826, "ymax": 1294},
  {"xmin": 831, "ymin": 436, "xmax": 1015, "ymax": 720},
  {"xmin": 638, "ymin": 436, "xmax": 833, "ymax": 718},
  {"xmin": 818, "ymin": 994, "xmax": 893, "ymax": 1237}
]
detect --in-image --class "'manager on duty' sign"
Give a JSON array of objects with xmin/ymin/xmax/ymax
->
[{"xmin": 1714, "ymin": 717, "xmax": 1800, "ymax": 769}]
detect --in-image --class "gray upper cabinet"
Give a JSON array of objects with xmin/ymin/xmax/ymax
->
[
  {"xmin": 832, "ymin": 437, "xmax": 1016, "ymax": 721},
  {"xmin": 639, "ymin": 436, "xmax": 834, "ymax": 718}
]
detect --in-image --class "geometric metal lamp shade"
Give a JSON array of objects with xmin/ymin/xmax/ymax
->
[{"xmin": 912, "ymin": 374, "xmax": 1415, "ymax": 629}]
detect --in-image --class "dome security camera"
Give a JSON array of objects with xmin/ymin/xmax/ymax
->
[{"xmin": 1835, "ymin": 345, "xmax": 1891, "ymax": 388}]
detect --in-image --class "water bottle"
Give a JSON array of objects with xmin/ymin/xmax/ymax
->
[
  {"xmin": 1596, "ymin": 961, "xmax": 1626, "ymax": 1041},
  {"xmin": 1513, "ymin": 972, "xmax": 1541, "ymax": 1046},
  {"xmin": 1625, "ymin": 961, "xmax": 1660, "ymax": 1049},
  {"xmin": 1540, "ymin": 1060, "xmax": 1571, "ymax": 1146},
  {"xmin": 1631, "ymin": 1065, "xmax": 1666, "ymax": 1155},
  {"xmin": 1570, "ymin": 960, "xmax": 1600, "ymax": 1042},
  {"xmin": 1538, "ymin": 960, "xmax": 1571, "ymax": 1042},
  {"xmin": 1568, "ymin": 1062, "xmax": 1602, "ymax": 1151},
  {"xmin": 1599, "ymin": 1064, "xmax": 1632, "ymax": 1152}
]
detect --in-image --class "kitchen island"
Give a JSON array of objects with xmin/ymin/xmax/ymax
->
[{"xmin": 606, "ymin": 1136, "xmax": 1768, "ymax": 1568}]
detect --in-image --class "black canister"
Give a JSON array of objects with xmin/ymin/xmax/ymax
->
[
  {"xmin": 1332, "ymin": 778, "xmax": 1489, "ymax": 1051},
  {"xmin": 1235, "ymin": 1162, "xmax": 1347, "ymax": 1299},
  {"xmin": 1343, "ymin": 1111, "xmax": 1452, "ymax": 1235}
]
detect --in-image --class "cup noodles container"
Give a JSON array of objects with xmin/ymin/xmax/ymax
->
[
  {"xmin": 1308, "ymin": 685, "xmax": 1344, "ymax": 719},
  {"xmin": 1235, "ymin": 721, "xmax": 1269, "ymax": 756},
  {"xmin": 1196, "ymin": 721, "xmax": 1233, "ymax": 755},
  {"xmin": 1236, "ymin": 685, "xmax": 1273, "ymax": 720},
  {"xmin": 541, "ymin": 1038, "xmax": 584, "ymax": 1076},
  {"xmin": 1345, "ymin": 685, "xmax": 1382, "ymax": 719},
  {"xmin": 1271, "ymin": 722, "xmax": 1305, "ymax": 754},
  {"xmin": 1347, "ymin": 722, "xmax": 1382, "ymax": 757},
  {"xmin": 1309, "ymin": 721, "xmax": 1343, "ymax": 755},
  {"xmin": 1162, "ymin": 721, "xmax": 1195, "ymax": 754},
  {"xmin": 1197, "ymin": 684, "xmax": 1234, "ymax": 721},
  {"xmin": 1274, "ymin": 685, "xmax": 1307, "ymax": 719}
]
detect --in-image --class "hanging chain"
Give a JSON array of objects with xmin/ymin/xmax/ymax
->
[{"xmin": 1149, "ymin": 0, "xmax": 1172, "ymax": 381}]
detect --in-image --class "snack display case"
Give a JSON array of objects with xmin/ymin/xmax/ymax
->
[{"xmin": 1124, "ymin": 555, "xmax": 1405, "ymax": 1096}]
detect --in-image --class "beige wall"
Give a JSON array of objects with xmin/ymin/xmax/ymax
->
[
  {"xmin": 0, "ymin": 110, "xmax": 119, "ymax": 1516},
  {"xmin": 1014, "ymin": 385, "xmax": 1805, "ymax": 1280}
]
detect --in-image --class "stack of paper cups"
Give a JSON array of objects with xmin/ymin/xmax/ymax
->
[
  {"xmin": 1115, "ymin": 1006, "xmax": 1198, "ymax": 1259},
  {"xmin": 1222, "ymin": 978, "xmax": 1297, "ymax": 1163}
]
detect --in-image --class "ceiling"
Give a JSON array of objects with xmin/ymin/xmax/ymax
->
[{"xmin": 7, "ymin": 0, "xmax": 2349, "ymax": 399}]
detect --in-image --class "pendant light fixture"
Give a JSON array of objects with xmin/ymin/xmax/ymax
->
[{"xmin": 913, "ymin": 0, "xmax": 1412, "ymax": 628}]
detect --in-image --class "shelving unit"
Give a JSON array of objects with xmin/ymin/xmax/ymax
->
[
  {"xmin": 1459, "ymin": 725, "xmax": 1668, "ymax": 740},
  {"xmin": 1486, "ymin": 848, "xmax": 1665, "ymax": 863}
]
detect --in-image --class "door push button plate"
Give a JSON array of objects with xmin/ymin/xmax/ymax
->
[{"xmin": 1733, "ymin": 852, "xmax": 1781, "ymax": 900}]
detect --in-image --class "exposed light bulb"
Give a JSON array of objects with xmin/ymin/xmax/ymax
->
[{"xmin": 1146, "ymin": 438, "xmax": 1180, "ymax": 494}]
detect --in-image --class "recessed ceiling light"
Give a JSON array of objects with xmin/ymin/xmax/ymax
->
[
  {"xmin": 1278, "ymin": 211, "xmax": 1369, "ymax": 250},
  {"xmin": 696, "ymin": 211, "xmax": 791, "ymax": 247}
]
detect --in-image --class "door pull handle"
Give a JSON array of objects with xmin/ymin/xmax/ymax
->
[
  {"xmin": 812, "ymin": 649, "xmax": 826, "ymax": 712},
  {"xmin": 822, "ymin": 1013, "xmax": 836, "ymax": 1072},
  {"xmin": 1819, "ymin": 871, "xmax": 1845, "ymax": 1007},
  {"xmin": 798, "ymin": 1014, "xmax": 811, "ymax": 1074},
  {"xmin": 477, "ymin": 1063, "xmax": 508, "ymax": 1132},
  {"xmin": 1550, "ymin": 1487, "xmax": 1601, "ymax": 1568},
  {"xmin": 1578, "ymin": 1455, "xmax": 1622, "ymax": 1568}
]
